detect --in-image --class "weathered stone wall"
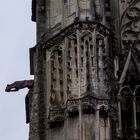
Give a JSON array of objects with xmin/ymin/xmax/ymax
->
[
  {"xmin": 116, "ymin": 0, "xmax": 140, "ymax": 139},
  {"xmin": 29, "ymin": 46, "xmax": 47, "ymax": 140},
  {"xmin": 36, "ymin": 0, "xmax": 46, "ymax": 41},
  {"xmin": 29, "ymin": 0, "xmax": 120, "ymax": 139},
  {"xmin": 43, "ymin": 22, "xmax": 113, "ymax": 140}
]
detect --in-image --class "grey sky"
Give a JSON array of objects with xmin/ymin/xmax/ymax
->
[{"xmin": 0, "ymin": 0, "xmax": 35, "ymax": 139}]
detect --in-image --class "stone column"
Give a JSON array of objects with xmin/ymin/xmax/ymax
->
[
  {"xmin": 90, "ymin": 0, "xmax": 96, "ymax": 20},
  {"xmin": 71, "ymin": 40, "xmax": 78, "ymax": 96},
  {"xmin": 77, "ymin": 29, "xmax": 82, "ymax": 140},
  {"xmin": 92, "ymin": 30, "xmax": 98, "ymax": 95},
  {"xmin": 76, "ymin": 0, "xmax": 80, "ymax": 18},
  {"xmin": 55, "ymin": 51, "xmax": 61, "ymax": 105},
  {"xmin": 95, "ymin": 0, "xmax": 101, "ymax": 18},
  {"xmin": 63, "ymin": 37, "xmax": 68, "ymax": 103},
  {"xmin": 106, "ymin": 117, "xmax": 110, "ymax": 140},
  {"xmin": 100, "ymin": 0, "xmax": 106, "ymax": 24},
  {"xmin": 98, "ymin": 39, "xmax": 104, "ymax": 94},
  {"xmin": 95, "ymin": 107, "xmax": 100, "ymax": 140},
  {"xmin": 133, "ymin": 96, "xmax": 137, "ymax": 138},
  {"xmin": 117, "ymin": 100, "xmax": 123, "ymax": 138}
]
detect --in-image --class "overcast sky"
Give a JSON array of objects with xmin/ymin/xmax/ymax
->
[{"xmin": 0, "ymin": 0, "xmax": 36, "ymax": 139}]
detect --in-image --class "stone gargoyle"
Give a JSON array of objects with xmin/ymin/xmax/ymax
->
[
  {"xmin": 5, "ymin": 80, "xmax": 34, "ymax": 124},
  {"xmin": 5, "ymin": 80, "xmax": 34, "ymax": 92}
]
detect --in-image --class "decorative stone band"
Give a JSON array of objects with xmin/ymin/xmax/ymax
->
[
  {"xmin": 48, "ymin": 95, "xmax": 110, "ymax": 128},
  {"xmin": 32, "ymin": 21, "xmax": 113, "ymax": 50}
]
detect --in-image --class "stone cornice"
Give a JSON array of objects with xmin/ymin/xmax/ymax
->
[
  {"xmin": 48, "ymin": 95, "xmax": 110, "ymax": 128},
  {"xmin": 32, "ymin": 21, "xmax": 114, "ymax": 50}
]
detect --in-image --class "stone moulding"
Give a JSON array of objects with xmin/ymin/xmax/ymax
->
[
  {"xmin": 31, "ymin": 21, "xmax": 113, "ymax": 51},
  {"xmin": 67, "ymin": 95, "xmax": 109, "ymax": 116},
  {"xmin": 48, "ymin": 95, "xmax": 111, "ymax": 128}
]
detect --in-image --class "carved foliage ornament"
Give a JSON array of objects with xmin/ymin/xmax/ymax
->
[
  {"xmin": 120, "ymin": 0, "xmax": 140, "ymax": 73},
  {"xmin": 121, "ymin": 1, "xmax": 140, "ymax": 46}
]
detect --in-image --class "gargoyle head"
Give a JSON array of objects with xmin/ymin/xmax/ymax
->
[
  {"xmin": 5, "ymin": 83, "xmax": 18, "ymax": 92},
  {"xmin": 5, "ymin": 80, "xmax": 34, "ymax": 92}
]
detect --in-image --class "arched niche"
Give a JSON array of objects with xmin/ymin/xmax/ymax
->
[{"xmin": 120, "ymin": 86, "xmax": 133, "ymax": 138}]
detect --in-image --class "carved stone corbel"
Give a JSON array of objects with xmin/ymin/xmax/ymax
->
[
  {"xmin": 81, "ymin": 96, "xmax": 96, "ymax": 114},
  {"xmin": 48, "ymin": 109, "xmax": 65, "ymax": 128},
  {"xmin": 67, "ymin": 99, "xmax": 79, "ymax": 116}
]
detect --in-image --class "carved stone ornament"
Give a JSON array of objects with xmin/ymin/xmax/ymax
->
[
  {"xmin": 42, "ymin": 22, "xmax": 112, "ymax": 49},
  {"xmin": 67, "ymin": 99, "xmax": 79, "ymax": 116},
  {"xmin": 45, "ymin": 21, "xmax": 113, "ymax": 128},
  {"xmin": 81, "ymin": 95, "xmax": 96, "ymax": 114},
  {"xmin": 98, "ymin": 99, "xmax": 108, "ymax": 107},
  {"xmin": 121, "ymin": 1, "xmax": 140, "ymax": 47},
  {"xmin": 48, "ymin": 109, "xmax": 65, "ymax": 128},
  {"xmin": 99, "ymin": 104, "xmax": 108, "ymax": 112},
  {"xmin": 127, "ymin": 7, "xmax": 140, "ymax": 19},
  {"xmin": 120, "ymin": 0, "xmax": 140, "ymax": 76}
]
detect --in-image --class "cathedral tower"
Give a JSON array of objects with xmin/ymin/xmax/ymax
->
[{"xmin": 28, "ymin": 0, "xmax": 140, "ymax": 140}]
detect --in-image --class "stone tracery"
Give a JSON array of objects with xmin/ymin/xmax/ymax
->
[{"xmin": 45, "ymin": 22, "xmax": 113, "ymax": 129}]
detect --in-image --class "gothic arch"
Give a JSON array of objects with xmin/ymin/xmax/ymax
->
[{"xmin": 118, "ymin": 86, "xmax": 134, "ymax": 138}]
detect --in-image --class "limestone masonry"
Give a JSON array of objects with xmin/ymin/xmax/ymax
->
[{"xmin": 6, "ymin": 0, "xmax": 140, "ymax": 140}]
